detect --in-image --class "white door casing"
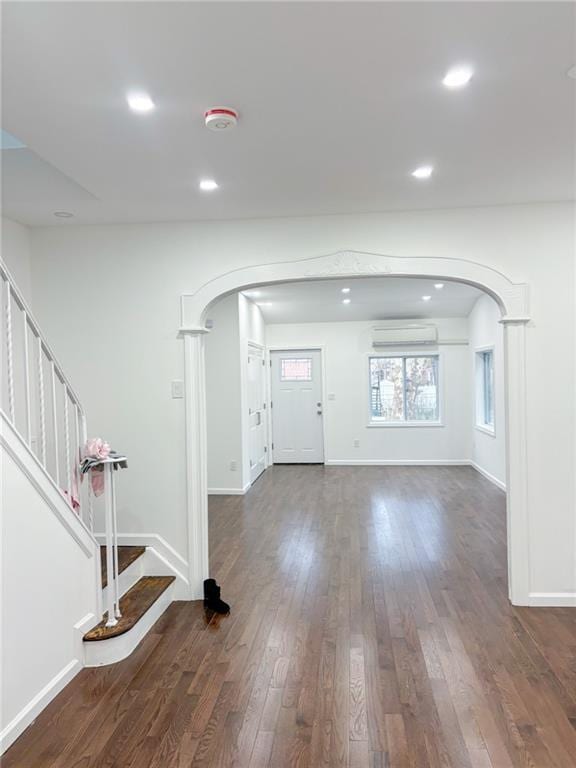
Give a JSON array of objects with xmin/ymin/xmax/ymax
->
[
  {"xmin": 270, "ymin": 349, "xmax": 324, "ymax": 464},
  {"xmin": 179, "ymin": 250, "xmax": 531, "ymax": 605},
  {"xmin": 247, "ymin": 344, "xmax": 267, "ymax": 482}
]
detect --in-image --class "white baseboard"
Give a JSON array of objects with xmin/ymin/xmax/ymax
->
[
  {"xmin": 0, "ymin": 658, "xmax": 81, "ymax": 754},
  {"xmin": 93, "ymin": 532, "xmax": 190, "ymax": 599},
  {"xmin": 528, "ymin": 592, "xmax": 576, "ymax": 607},
  {"xmin": 324, "ymin": 459, "xmax": 470, "ymax": 466},
  {"xmin": 469, "ymin": 461, "xmax": 507, "ymax": 491},
  {"xmin": 208, "ymin": 484, "xmax": 250, "ymax": 495}
]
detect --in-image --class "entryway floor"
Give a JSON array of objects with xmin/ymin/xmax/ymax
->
[{"xmin": 5, "ymin": 466, "xmax": 576, "ymax": 767}]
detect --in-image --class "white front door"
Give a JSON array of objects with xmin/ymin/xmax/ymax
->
[
  {"xmin": 247, "ymin": 345, "xmax": 267, "ymax": 483},
  {"xmin": 271, "ymin": 349, "xmax": 324, "ymax": 464}
]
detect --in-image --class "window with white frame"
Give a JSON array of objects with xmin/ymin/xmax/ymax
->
[
  {"xmin": 369, "ymin": 355, "xmax": 440, "ymax": 423},
  {"xmin": 476, "ymin": 348, "xmax": 495, "ymax": 431}
]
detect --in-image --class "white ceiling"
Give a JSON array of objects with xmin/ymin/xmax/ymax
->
[
  {"xmin": 2, "ymin": 1, "xmax": 574, "ymax": 226},
  {"xmin": 240, "ymin": 277, "xmax": 484, "ymax": 324}
]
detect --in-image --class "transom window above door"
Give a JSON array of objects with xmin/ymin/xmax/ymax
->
[{"xmin": 369, "ymin": 355, "xmax": 440, "ymax": 424}]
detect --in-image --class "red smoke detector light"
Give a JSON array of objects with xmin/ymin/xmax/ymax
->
[{"xmin": 204, "ymin": 107, "xmax": 239, "ymax": 131}]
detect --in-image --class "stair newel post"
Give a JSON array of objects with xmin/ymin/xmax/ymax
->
[
  {"xmin": 104, "ymin": 462, "xmax": 118, "ymax": 627},
  {"xmin": 110, "ymin": 463, "xmax": 122, "ymax": 620}
]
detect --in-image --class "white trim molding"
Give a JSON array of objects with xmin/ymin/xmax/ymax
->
[
  {"xmin": 0, "ymin": 659, "xmax": 81, "ymax": 753},
  {"xmin": 469, "ymin": 461, "xmax": 507, "ymax": 491},
  {"xmin": 179, "ymin": 250, "xmax": 533, "ymax": 605},
  {"xmin": 93, "ymin": 532, "xmax": 190, "ymax": 599},
  {"xmin": 181, "ymin": 328, "xmax": 210, "ymax": 600},
  {"xmin": 528, "ymin": 593, "xmax": 576, "ymax": 608},
  {"xmin": 208, "ymin": 484, "xmax": 250, "ymax": 496}
]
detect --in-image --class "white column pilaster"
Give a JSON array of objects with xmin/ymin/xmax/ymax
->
[
  {"xmin": 501, "ymin": 317, "xmax": 530, "ymax": 605},
  {"xmin": 182, "ymin": 327, "xmax": 210, "ymax": 599}
]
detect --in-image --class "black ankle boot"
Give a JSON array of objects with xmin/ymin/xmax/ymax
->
[{"xmin": 203, "ymin": 578, "xmax": 230, "ymax": 614}]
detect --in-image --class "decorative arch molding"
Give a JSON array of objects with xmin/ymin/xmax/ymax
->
[
  {"xmin": 179, "ymin": 250, "xmax": 531, "ymax": 607},
  {"xmin": 180, "ymin": 250, "xmax": 530, "ymax": 329}
]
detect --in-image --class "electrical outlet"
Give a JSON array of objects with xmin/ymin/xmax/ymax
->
[
  {"xmin": 230, "ymin": 460, "xmax": 238, "ymax": 471},
  {"xmin": 353, "ymin": 439, "xmax": 360, "ymax": 448}
]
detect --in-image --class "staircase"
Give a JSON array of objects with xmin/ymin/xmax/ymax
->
[
  {"xmin": 83, "ymin": 546, "xmax": 176, "ymax": 666},
  {"xmin": 1, "ymin": 259, "xmax": 181, "ymax": 750}
]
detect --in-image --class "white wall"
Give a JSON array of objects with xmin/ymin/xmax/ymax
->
[
  {"xmin": 238, "ymin": 294, "xmax": 266, "ymax": 487},
  {"xmin": 267, "ymin": 318, "xmax": 471, "ymax": 464},
  {"xmin": 1, "ymin": 417, "xmax": 99, "ymax": 752},
  {"xmin": 27, "ymin": 203, "xmax": 575, "ymax": 597},
  {"xmin": 1, "ymin": 217, "xmax": 32, "ymax": 305},
  {"xmin": 468, "ymin": 294, "xmax": 506, "ymax": 488},
  {"xmin": 205, "ymin": 293, "xmax": 266, "ymax": 493},
  {"xmin": 205, "ymin": 294, "xmax": 244, "ymax": 493}
]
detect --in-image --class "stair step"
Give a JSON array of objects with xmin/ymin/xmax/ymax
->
[
  {"xmin": 100, "ymin": 545, "xmax": 146, "ymax": 589},
  {"xmin": 84, "ymin": 576, "xmax": 175, "ymax": 641}
]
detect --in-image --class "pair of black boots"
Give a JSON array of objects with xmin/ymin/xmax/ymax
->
[{"xmin": 203, "ymin": 578, "xmax": 230, "ymax": 614}]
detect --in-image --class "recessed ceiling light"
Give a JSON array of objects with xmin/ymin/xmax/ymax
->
[
  {"xmin": 412, "ymin": 165, "xmax": 433, "ymax": 180},
  {"xmin": 342, "ymin": 298, "xmax": 351, "ymax": 305},
  {"xmin": 199, "ymin": 179, "xmax": 219, "ymax": 191},
  {"xmin": 434, "ymin": 283, "xmax": 444, "ymax": 290},
  {"xmin": 127, "ymin": 93, "xmax": 155, "ymax": 113},
  {"xmin": 442, "ymin": 66, "xmax": 473, "ymax": 89},
  {"xmin": 341, "ymin": 287, "xmax": 351, "ymax": 294},
  {"xmin": 54, "ymin": 211, "xmax": 74, "ymax": 218},
  {"xmin": 422, "ymin": 295, "xmax": 432, "ymax": 302}
]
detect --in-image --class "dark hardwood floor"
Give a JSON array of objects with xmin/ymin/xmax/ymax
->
[{"xmin": 5, "ymin": 466, "xmax": 576, "ymax": 767}]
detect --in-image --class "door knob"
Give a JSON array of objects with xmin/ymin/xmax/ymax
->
[{"xmin": 317, "ymin": 410, "xmax": 323, "ymax": 415}]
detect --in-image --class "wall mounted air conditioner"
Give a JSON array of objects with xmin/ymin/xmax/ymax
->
[{"xmin": 372, "ymin": 324, "xmax": 438, "ymax": 347}]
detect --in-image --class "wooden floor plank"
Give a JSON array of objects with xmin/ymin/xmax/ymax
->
[{"xmin": 4, "ymin": 465, "xmax": 576, "ymax": 768}]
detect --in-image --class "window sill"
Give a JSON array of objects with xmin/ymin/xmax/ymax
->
[
  {"xmin": 475, "ymin": 424, "xmax": 496, "ymax": 437},
  {"xmin": 367, "ymin": 421, "xmax": 444, "ymax": 429}
]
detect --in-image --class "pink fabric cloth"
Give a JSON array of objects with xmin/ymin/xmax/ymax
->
[
  {"xmin": 90, "ymin": 467, "xmax": 105, "ymax": 497},
  {"xmin": 83, "ymin": 437, "xmax": 111, "ymax": 497}
]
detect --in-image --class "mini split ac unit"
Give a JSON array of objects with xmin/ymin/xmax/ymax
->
[{"xmin": 372, "ymin": 325, "xmax": 438, "ymax": 347}]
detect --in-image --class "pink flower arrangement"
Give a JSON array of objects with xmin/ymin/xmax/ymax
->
[{"xmin": 84, "ymin": 437, "xmax": 111, "ymax": 460}]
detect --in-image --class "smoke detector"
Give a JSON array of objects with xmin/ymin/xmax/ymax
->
[{"xmin": 204, "ymin": 107, "xmax": 238, "ymax": 131}]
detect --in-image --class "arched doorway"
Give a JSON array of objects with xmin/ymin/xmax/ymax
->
[{"xmin": 179, "ymin": 251, "xmax": 530, "ymax": 604}]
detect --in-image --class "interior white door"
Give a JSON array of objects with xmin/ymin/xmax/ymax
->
[
  {"xmin": 247, "ymin": 345, "xmax": 267, "ymax": 483},
  {"xmin": 271, "ymin": 349, "xmax": 324, "ymax": 464}
]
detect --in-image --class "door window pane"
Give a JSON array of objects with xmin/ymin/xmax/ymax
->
[{"xmin": 281, "ymin": 358, "xmax": 312, "ymax": 381}]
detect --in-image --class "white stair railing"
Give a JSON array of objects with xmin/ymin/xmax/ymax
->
[{"xmin": 0, "ymin": 259, "xmax": 93, "ymax": 530}]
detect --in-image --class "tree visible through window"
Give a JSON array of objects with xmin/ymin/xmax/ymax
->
[{"xmin": 370, "ymin": 356, "xmax": 439, "ymax": 422}]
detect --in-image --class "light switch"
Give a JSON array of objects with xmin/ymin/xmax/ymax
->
[{"xmin": 171, "ymin": 380, "xmax": 184, "ymax": 399}]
